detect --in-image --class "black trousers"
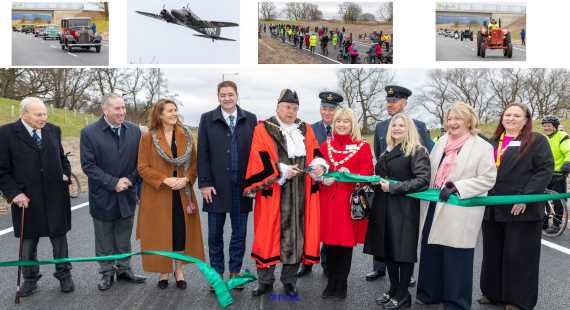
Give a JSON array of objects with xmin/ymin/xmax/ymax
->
[
  {"xmin": 481, "ymin": 220, "xmax": 542, "ymax": 310},
  {"xmin": 22, "ymin": 234, "xmax": 72, "ymax": 282},
  {"xmin": 546, "ymin": 175, "xmax": 566, "ymax": 228},
  {"xmin": 386, "ymin": 260, "xmax": 413, "ymax": 300},
  {"xmin": 323, "ymin": 245, "xmax": 353, "ymax": 285}
]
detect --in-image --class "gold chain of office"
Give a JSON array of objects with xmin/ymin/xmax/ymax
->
[{"xmin": 326, "ymin": 140, "xmax": 365, "ymax": 168}]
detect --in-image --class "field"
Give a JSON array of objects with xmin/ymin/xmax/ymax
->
[{"xmin": 258, "ymin": 37, "xmax": 322, "ymax": 64}]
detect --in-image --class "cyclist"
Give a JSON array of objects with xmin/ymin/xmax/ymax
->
[{"xmin": 541, "ymin": 115, "xmax": 570, "ymax": 233}]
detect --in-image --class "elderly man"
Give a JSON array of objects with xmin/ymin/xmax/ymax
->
[
  {"xmin": 0, "ymin": 97, "xmax": 74, "ymax": 297},
  {"xmin": 80, "ymin": 93, "xmax": 145, "ymax": 291},
  {"xmin": 244, "ymin": 89, "xmax": 327, "ymax": 298},
  {"xmin": 366, "ymin": 85, "xmax": 434, "ymax": 285}
]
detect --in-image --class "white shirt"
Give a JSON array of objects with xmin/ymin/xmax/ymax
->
[
  {"xmin": 21, "ymin": 119, "xmax": 41, "ymax": 139},
  {"xmin": 104, "ymin": 116, "xmax": 122, "ymax": 137},
  {"xmin": 221, "ymin": 108, "xmax": 238, "ymax": 127}
]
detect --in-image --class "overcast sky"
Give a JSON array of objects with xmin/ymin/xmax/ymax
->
[
  {"xmin": 270, "ymin": 2, "xmax": 389, "ymax": 20},
  {"xmin": 162, "ymin": 68, "xmax": 433, "ymax": 128},
  {"xmin": 127, "ymin": 0, "xmax": 239, "ymax": 64}
]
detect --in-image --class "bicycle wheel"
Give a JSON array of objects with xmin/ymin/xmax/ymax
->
[
  {"xmin": 542, "ymin": 189, "xmax": 569, "ymax": 238},
  {"xmin": 69, "ymin": 173, "xmax": 81, "ymax": 198}
]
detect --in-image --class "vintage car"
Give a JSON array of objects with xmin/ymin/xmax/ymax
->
[
  {"xmin": 461, "ymin": 29, "xmax": 474, "ymax": 41},
  {"xmin": 21, "ymin": 24, "xmax": 35, "ymax": 34},
  {"xmin": 33, "ymin": 25, "xmax": 46, "ymax": 37},
  {"xmin": 42, "ymin": 25, "xmax": 60, "ymax": 40},
  {"xmin": 59, "ymin": 17, "xmax": 102, "ymax": 53}
]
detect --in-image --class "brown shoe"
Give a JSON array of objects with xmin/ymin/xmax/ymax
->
[
  {"xmin": 505, "ymin": 305, "xmax": 521, "ymax": 310},
  {"xmin": 230, "ymin": 272, "xmax": 245, "ymax": 290}
]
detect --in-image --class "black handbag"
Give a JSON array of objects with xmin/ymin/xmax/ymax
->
[{"xmin": 350, "ymin": 184, "xmax": 374, "ymax": 220}]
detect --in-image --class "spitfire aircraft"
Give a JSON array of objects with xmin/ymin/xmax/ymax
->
[{"xmin": 135, "ymin": 4, "xmax": 239, "ymax": 42}]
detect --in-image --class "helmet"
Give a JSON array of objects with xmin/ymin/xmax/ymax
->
[
  {"xmin": 491, "ymin": 18, "xmax": 497, "ymax": 23},
  {"xmin": 541, "ymin": 115, "xmax": 560, "ymax": 128}
]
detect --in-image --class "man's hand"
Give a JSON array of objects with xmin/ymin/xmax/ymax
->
[
  {"xmin": 12, "ymin": 193, "xmax": 30, "ymax": 208},
  {"xmin": 115, "ymin": 177, "xmax": 132, "ymax": 193},
  {"xmin": 200, "ymin": 187, "xmax": 217, "ymax": 204},
  {"xmin": 286, "ymin": 165, "xmax": 301, "ymax": 180}
]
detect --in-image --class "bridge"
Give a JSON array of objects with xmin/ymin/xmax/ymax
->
[
  {"xmin": 12, "ymin": 3, "xmax": 105, "ymax": 25},
  {"xmin": 436, "ymin": 3, "xmax": 525, "ymax": 26}
]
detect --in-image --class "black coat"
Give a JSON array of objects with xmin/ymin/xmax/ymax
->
[
  {"xmin": 373, "ymin": 118, "xmax": 434, "ymax": 158},
  {"xmin": 486, "ymin": 132, "xmax": 553, "ymax": 222},
  {"xmin": 363, "ymin": 145, "xmax": 430, "ymax": 263},
  {"xmin": 0, "ymin": 120, "xmax": 71, "ymax": 238},
  {"xmin": 80, "ymin": 117, "xmax": 141, "ymax": 221},
  {"xmin": 197, "ymin": 106, "xmax": 257, "ymax": 213}
]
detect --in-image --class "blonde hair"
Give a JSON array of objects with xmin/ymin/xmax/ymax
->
[
  {"xmin": 444, "ymin": 101, "xmax": 480, "ymax": 135},
  {"xmin": 332, "ymin": 107, "xmax": 361, "ymax": 141},
  {"xmin": 386, "ymin": 113, "xmax": 423, "ymax": 157}
]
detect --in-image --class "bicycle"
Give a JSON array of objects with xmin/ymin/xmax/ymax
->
[
  {"xmin": 542, "ymin": 189, "xmax": 569, "ymax": 238},
  {"xmin": 65, "ymin": 152, "xmax": 82, "ymax": 199}
]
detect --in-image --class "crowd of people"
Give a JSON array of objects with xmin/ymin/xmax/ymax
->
[
  {"xmin": 0, "ymin": 81, "xmax": 567, "ymax": 310},
  {"xmin": 260, "ymin": 23, "xmax": 393, "ymax": 64}
]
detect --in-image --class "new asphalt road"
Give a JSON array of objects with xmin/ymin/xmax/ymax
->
[
  {"xmin": 12, "ymin": 32, "xmax": 109, "ymax": 66},
  {"xmin": 0, "ymin": 191, "xmax": 568, "ymax": 310},
  {"xmin": 436, "ymin": 35, "xmax": 526, "ymax": 61}
]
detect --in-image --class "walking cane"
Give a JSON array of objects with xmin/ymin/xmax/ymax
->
[{"xmin": 15, "ymin": 205, "xmax": 26, "ymax": 304}]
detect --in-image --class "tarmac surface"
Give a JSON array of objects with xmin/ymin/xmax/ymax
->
[{"xmin": 436, "ymin": 34, "xmax": 526, "ymax": 61}]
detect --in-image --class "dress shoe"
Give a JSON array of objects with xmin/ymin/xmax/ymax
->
[
  {"xmin": 375, "ymin": 293, "xmax": 392, "ymax": 305},
  {"xmin": 60, "ymin": 276, "xmax": 75, "ymax": 293},
  {"xmin": 252, "ymin": 283, "xmax": 273, "ymax": 297},
  {"xmin": 230, "ymin": 272, "xmax": 245, "ymax": 290},
  {"xmin": 283, "ymin": 283, "xmax": 298, "ymax": 297},
  {"xmin": 116, "ymin": 270, "xmax": 146, "ymax": 284},
  {"xmin": 18, "ymin": 281, "xmax": 38, "ymax": 297},
  {"xmin": 297, "ymin": 264, "xmax": 312, "ymax": 277},
  {"xmin": 384, "ymin": 294, "xmax": 412, "ymax": 309},
  {"xmin": 98, "ymin": 274, "xmax": 114, "ymax": 291},
  {"xmin": 157, "ymin": 279, "xmax": 169, "ymax": 289},
  {"xmin": 365, "ymin": 270, "xmax": 385, "ymax": 281},
  {"xmin": 505, "ymin": 304, "xmax": 521, "ymax": 310},
  {"xmin": 174, "ymin": 272, "xmax": 186, "ymax": 290},
  {"xmin": 408, "ymin": 276, "xmax": 416, "ymax": 287},
  {"xmin": 477, "ymin": 296, "xmax": 497, "ymax": 305}
]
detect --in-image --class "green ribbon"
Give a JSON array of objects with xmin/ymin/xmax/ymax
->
[
  {"xmin": 0, "ymin": 251, "xmax": 256, "ymax": 308},
  {"xmin": 324, "ymin": 172, "xmax": 570, "ymax": 207}
]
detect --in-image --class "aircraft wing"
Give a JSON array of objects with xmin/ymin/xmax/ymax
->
[
  {"xmin": 205, "ymin": 21, "xmax": 239, "ymax": 28},
  {"xmin": 193, "ymin": 34, "xmax": 236, "ymax": 42},
  {"xmin": 135, "ymin": 11, "xmax": 185, "ymax": 26}
]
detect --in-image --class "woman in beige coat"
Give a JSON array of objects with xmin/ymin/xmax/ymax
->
[
  {"xmin": 137, "ymin": 99, "xmax": 205, "ymax": 290},
  {"xmin": 416, "ymin": 102, "xmax": 497, "ymax": 310}
]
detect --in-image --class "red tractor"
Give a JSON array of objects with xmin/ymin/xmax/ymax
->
[
  {"xmin": 476, "ymin": 21, "xmax": 513, "ymax": 58},
  {"xmin": 60, "ymin": 17, "xmax": 102, "ymax": 53}
]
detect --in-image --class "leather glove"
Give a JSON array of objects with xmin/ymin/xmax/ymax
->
[{"xmin": 438, "ymin": 182, "xmax": 458, "ymax": 202}]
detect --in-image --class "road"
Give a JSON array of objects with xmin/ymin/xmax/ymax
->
[
  {"xmin": 436, "ymin": 35, "xmax": 526, "ymax": 61},
  {"xmin": 0, "ymin": 191, "xmax": 568, "ymax": 310},
  {"xmin": 12, "ymin": 32, "xmax": 109, "ymax": 66},
  {"xmin": 260, "ymin": 30, "xmax": 388, "ymax": 65}
]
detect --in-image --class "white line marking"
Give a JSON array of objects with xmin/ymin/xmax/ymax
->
[
  {"xmin": 0, "ymin": 202, "xmax": 89, "ymax": 237},
  {"xmin": 68, "ymin": 52, "xmax": 77, "ymax": 57},
  {"xmin": 541, "ymin": 239, "xmax": 570, "ymax": 255}
]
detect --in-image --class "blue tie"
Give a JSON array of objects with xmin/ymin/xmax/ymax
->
[
  {"xmin": 326, "ymin": 125, "xmax": 332, "ymax": 137},
  {"xmin": 112, "ymin": 127, "xmax": 119, "ymax": 137},
  {"xmin": 32, "ymin": 129, "xmax": 42, "ymax": 148},
  {"xmin": 229, "ymin": 115, "xmax": 236, "ymax": 134}
]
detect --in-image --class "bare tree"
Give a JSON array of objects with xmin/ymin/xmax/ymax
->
[
  {"xmin": 524, "ymin": 69, "xmax": 570, "ymax": 118},
  {"xmin": 283, "ymin": 2, "xmax": 304, "ymax": 20},
  {"xmin": 304, "ymin": 3, "xmax": 322, "ymax": 21},
  {"xmin": 339, "ymin": 2, "xmax": 362, "ymax": 24},
  {"xmin": 358, "ymin": 13, "xmax": 376, "ymax": 22},
  {"xmin": 337, "ymin": 68, "xmax": 394, "ymax": 134},
  {"xmin": 259, "ymin": 2, "xmax": 277, "ymax": 20},
  {"xmin": 377, "ymin": 2, "xmax": 393, "ymax": 23},
  {"xmin": 487, "ymin": 68, "xmax": 526, "ymax": 112},
  {"xmin": 446, "ymin": 68, "xmax": 495, "ymax": 122},
  {"xmin": 417, "ymin": 69, "xmax": 455, "ymax": 127}
]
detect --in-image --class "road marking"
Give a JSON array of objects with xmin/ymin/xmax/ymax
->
[
  {"xmin": 0, "ymin": 202, "xmax": 89, "ymax": 237},
  {"xmin": 270, "ymin": 36, "xmax": 341, "ymax": 64},
  {"xmin": 541, "ymin": 239, "xmax": 570, "ymax": 255},
  {"xmin": 67, "ymin": 52, "xmax": 78, "ymax": 57},
  {"xmin": 50, "ymin": 45, "xmax": 58, "ymax": 49}
]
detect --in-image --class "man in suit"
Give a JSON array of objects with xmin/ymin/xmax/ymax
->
[
  {"xmin": 198, "ymin": 81, "xmax": 257, "ymax": 290},
  {"xmin": 297, "ymin": 91, "xmax": 342, "ymax": 278},
  {"xmin": 366, "ymin": 85, "xmax": 434, "ymax": 283},
  {"xmin": 80, "ymin": 94, "xmax": 146, "ymax": 291},
  {"xmin": 0, "ymin": 97, "xmax": 74, "ymax": 297}
]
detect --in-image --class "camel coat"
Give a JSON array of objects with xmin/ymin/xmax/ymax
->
[
  {"xmin": 420, "ymin": 134, "xmax": 497, "ymax": 249},
  {"xmin": 136, "ymin": 126, "xmax": 205, "ymax": 273}
]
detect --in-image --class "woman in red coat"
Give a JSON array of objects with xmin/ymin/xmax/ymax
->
[{"xmin": 320, "ymin": 107, "xmax": 374, "ymax": 299}]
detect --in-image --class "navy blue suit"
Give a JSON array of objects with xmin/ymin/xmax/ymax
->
[{"xmin": 311, "ymin": 120, "xmax": 330, "ymax": 146}]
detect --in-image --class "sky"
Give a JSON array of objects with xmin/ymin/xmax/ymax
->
[
  {"xmin": 162, "ymin": 68, "xmax": 432, "ymax": 128},
  {"xmin": 270, "ymin": 2, "xmax": 389, "ymax": 20},
  {"xmin": 127, "ymin": 0, "xmax": 239, "ymax": 64}
]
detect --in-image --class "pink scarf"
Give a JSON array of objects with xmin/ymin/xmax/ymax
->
[{"xmin": 433, "ymin": 134, "xmax": 471, "ymax": 188}]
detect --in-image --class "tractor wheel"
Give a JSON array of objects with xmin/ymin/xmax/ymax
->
[
  {"xmin": 480, "ymin": 43, "xmax": 486, "ymax": 58},
  {"xmin": 477, "ymin": 43, "xmax": 481, "ymax": 56},
  {"xmin": 461, "ymin": 36, "xmax": 464, "ymax": 41},
  {"xmin": 95, "ymin": 45, "xmax": 101, "ymax": 53},
  {"xmin": 506, "ymin": 43, "xmax": 513, "ymax": 58}
]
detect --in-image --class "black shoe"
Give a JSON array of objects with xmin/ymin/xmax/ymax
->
[
  {"xmin": 384, "ymin": 294, "xmax": 412, "ymax": 309},
  {"xmin": 252, "ymin": 283, "xmax": 273, "ymax": 297},
  {"xmin": 18, "ymin": 281, "xmax": 38, "ymax": 297},
  {"xmin": 408, "ymin": 276, "xmax": 416, "ymax": 287},
  {"xmin": 97, "ymin": 274, "xmax": 114, "ymax": 291},
  {"xmin": 157, "ymin": 279, "xmax": 169, "ymax": 289},
  {"xmin": 321, "ymin": 279, "xmax": 336, "ymax": 299},
  {"xmin": 365, "ymin": 270, "xmax": 385, "ymax": 281},
  {"xmin": 174, "ymin": 272, "xmax": 186, "ymax": 290},
  {"xmin": 60, "ymin": 276, "xmax": 75, "ymax": 293},
  {"xmin": 375, "ymin": 293, "xmax": 392, "ymax": 305},
  {"xmin": 283, "ymin": 283, "xmax": 298, "ymax": 297},
  {"xmin": 334, "ymin": 280, "xmax": 347, "ymax": 299},
  {"xmin": 116, "ymin": 270, "xmax": 146, "ymax": 284},
  {"xmin": 297, "ymin": 264, "xmax": 312, "ymax": 277}
]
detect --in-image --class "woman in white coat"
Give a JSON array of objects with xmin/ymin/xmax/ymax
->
[{"xmin": 416, "ymin": 102, "xmax": 497, "ymax": 310}]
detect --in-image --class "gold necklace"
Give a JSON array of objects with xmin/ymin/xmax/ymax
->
[{"xmin": 327, "ymin": 140, "xmax": 364, "ymax": 168}]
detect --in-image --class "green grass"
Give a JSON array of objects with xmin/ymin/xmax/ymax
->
[{"xmin": 0, "ymin": 97, "xmax": 98, "ymax": 138}]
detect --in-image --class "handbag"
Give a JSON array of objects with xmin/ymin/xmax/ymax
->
[{"xmin": 350, "ymin": 184, "xmax": 375, "ymax": 220}]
